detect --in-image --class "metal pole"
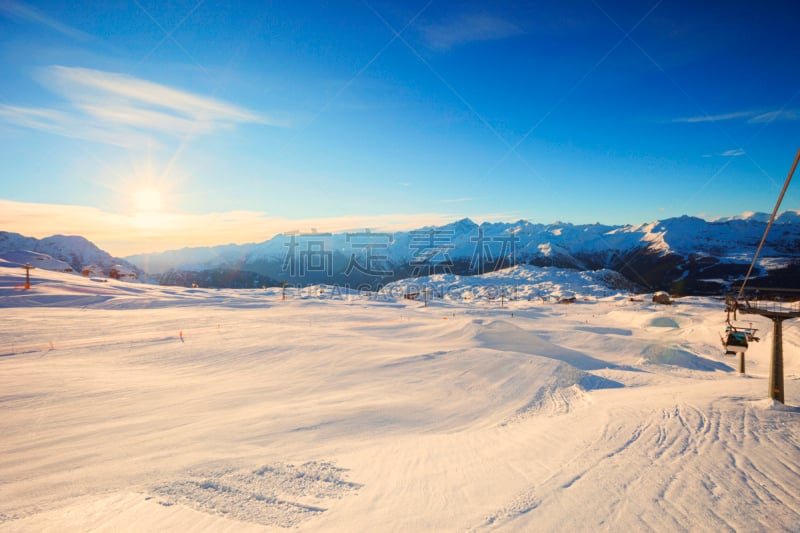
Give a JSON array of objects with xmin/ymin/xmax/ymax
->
[
  {"xmin": 738, "ymin": 351, "xmax": 745, "ymax": 374},
  {"xmin": 738, "ymin": 147, "xmax": 800, "ymax": 299},
  {"xmin": 768, "ymin": 318, "xmax": 785, "ymax": 404}
]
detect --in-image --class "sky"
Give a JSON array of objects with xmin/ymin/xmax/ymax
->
[{"xmin": 0, "ymin": 0, "xmax": 799, "ymax": 256}]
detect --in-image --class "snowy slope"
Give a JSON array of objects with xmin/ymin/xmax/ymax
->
[
  {"xmin": 383, "ymin": 264, "xmax": 636, "ymax": 301},
  {"xmin": 0, "ymin": 250, "xmax": 74, "ymax": 272},
  {"xmin": 0, "ymin": 265, "xmax": 798, "ymax": 532}
]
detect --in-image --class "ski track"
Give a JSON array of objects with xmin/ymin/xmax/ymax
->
[
  {"xmin": 478, "ymin": 397, "xmax": 800, "ymax": 532},
  {"xmin": 0, "ymin": 271, "xmax": 798, "ymax": 531}
]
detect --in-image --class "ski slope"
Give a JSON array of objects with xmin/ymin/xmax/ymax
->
[{"xmin": 0, "ymin": 268, "xmax": 798, "ymax": 531}]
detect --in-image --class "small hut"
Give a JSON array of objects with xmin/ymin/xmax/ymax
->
[
  {"xmin": 109, "ymin": 265, "xmax": 138, "ymax": 281},
  {"xmin": 652, "ymin": 291, "xmax": 672, "ymax": 305},
  {"xmin": 82, "ymin": 264, "xmax": 103, "ymax": 277}
]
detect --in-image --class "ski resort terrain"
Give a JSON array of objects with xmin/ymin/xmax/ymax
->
[{"xmin": 1, "ymin": 265, "xmax": 798, "ymax": 531}]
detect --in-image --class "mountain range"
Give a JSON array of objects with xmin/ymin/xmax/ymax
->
[
  {"xmin": 2, "ymin": 211, "xmax": 798, "ymax": 295},
  {"xmin": 123, "ymin": 211, "xmax": 800, "ymax": 294}
]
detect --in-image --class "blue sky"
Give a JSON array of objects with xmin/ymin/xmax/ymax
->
[{"xmin": 0, "ymin": 0, "xmax": 798, "ymax": 255}]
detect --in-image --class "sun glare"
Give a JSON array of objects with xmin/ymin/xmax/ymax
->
[{"xmin": 134, "ymin": 187, "xmax": 162, "ymax": 213}]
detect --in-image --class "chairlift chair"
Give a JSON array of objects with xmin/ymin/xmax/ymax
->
[{"xmin": 723, "ymin": 329, "xmax": 749, "ymax": 355}]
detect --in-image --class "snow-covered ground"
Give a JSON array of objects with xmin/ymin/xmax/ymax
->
[{"xmin": 1, "ymin": 268, "xmax": 798, "ymax": 531}]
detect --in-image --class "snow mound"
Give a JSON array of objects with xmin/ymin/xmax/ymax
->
[
  {"xmin": 504, "ymin": 363, "xmax": 622, "ymax": 423},
  {"xmin": 470, "ymin": 320, "xmax": 624, "ymax": 422},
  {"xmin": 151, "ymin": 461, "xmax": 360, "ymax": 528},
  {"xmin": 749, "ymin": 398, "xmax": 800, "ymax": 412},
  {"xmin": 476, "ymin": 319, "xmax": 614, "ymax": 371},
  {"xmin": 639, "ymin": 344, "xmax": 732, "ymax": 372},
  {"xmin": 648, "ymin": 316, "xmax": 680, "ymax": 328}
]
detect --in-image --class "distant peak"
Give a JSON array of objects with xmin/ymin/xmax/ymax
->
[{"xmin": 444, "ymin": 217, "xmax": 477, "ymax": 230}]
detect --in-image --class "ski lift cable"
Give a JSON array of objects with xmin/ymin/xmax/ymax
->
[{"xmin": 736, "ymin": 147, "xmax": 800, "ymax": 300}]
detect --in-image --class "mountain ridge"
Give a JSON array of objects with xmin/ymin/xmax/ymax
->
[
  {"xmin": 2, "ymin": 211, "xmax": 798, "ymax": 294},
  {"xmin": 124, "ymin": 211, "xmax": 800, "ymax": 294},
  {"xmin": 125, "ymin": 210, "xmax": 799, "ymax": 271}
]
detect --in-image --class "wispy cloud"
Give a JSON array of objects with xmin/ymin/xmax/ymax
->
[
  {"xmin": 747, "ymin": 109, "xmax": 799, "ymax": 124},
  {"xmin": 0, "ymin": 0, "xmax": 92, "ymax": 41},
  {"xmin": 701, "ymin": 148, "xmax": 746, "ymax": 158},
  {"xmin": 43, "ymin": 66, "xmax": 272, "ymax": 125},
  {"xmin": 75, "ymin": 103, "xmax": 216, "ymax": 136},
  {"xmin": 674, "ymin": 108, "xmax": 799, "ymax": 124},
  {"xmin": 0, "ymin": 105, "xmax": 70, "ymax": 131},
  {"xmin": 0, "ymin": 104, "xmax": 157, "ymax": 147},
  {"xmin": 672, "ymin": 110, "xmax": 756, "ymax": 123},
  {"xmin": 420, "ymin": 13, "xmax": 523, "ymax": 50},
  {"xmin": 0, "ymin": 66, "xmax": 282, "ymax": 147},
  {"xmin": 720, "ymin": 148, "xmax": 745, "ymax": 157}
]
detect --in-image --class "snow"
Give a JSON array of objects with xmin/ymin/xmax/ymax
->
[
  {"xmin": 0, "ymin": 250, "xmax": 74, "ymax": 272},
  {"xmin": 0, "ymin": 232, "xmax": 141, "ymax": 277},
  {"xmin": 383, "ymin": 265, "xmax": 633, "ymax": 302},
  {"xmin": 713, "ymin": 210, "xmax": 800, "ymax": 224},
  {"xmin": 123, "ymin": 211, "xmax": 800, "ymax": 276},
  {"xmin": 1, "ymin": 266, "xmax": 798, "ymax": 531}
]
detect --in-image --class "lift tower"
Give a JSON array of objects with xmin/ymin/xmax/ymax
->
[
  {"xmin": 725, "ymin": 147, "xmax": 800, "ymax": 404},
  {"xmin": 728, "ymin": 295, "xmax": 800, "ymax": 404}
]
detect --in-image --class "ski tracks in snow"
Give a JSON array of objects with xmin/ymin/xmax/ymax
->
[{"xmin": 476, "ymin": 397, "xmax": 800, "ymax": 532}]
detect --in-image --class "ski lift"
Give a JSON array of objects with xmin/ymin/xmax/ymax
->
[
  {"xmin": 722, "ymin": 297, "xmax": 760, "ymax": 355},
  {"xmin": 721, "ymin": 324, "xmax": 758, "ymax": 355},
  {"xmin": 723, "ymin": 329, "xmax": 748, "ymax": 355}
]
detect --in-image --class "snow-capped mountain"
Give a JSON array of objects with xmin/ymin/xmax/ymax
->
[
  {"xmin": 712, "ymin": 211, "xmax": 800, "ymax": 224},
  {"xmin": 0, "ymin": 232, "xmax": 143, "ymax": 280},
  {"xmin": 124, "ymin": 211, "xmax": 800, "ymax": 294},
  {"xmin": 0, "ymin": 250, "xmax": 75, "ymax": 272}
]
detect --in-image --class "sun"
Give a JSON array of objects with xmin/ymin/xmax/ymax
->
[{"xmin": 134, "ymin": 187, "xmax": 163, "ymax": 213}]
